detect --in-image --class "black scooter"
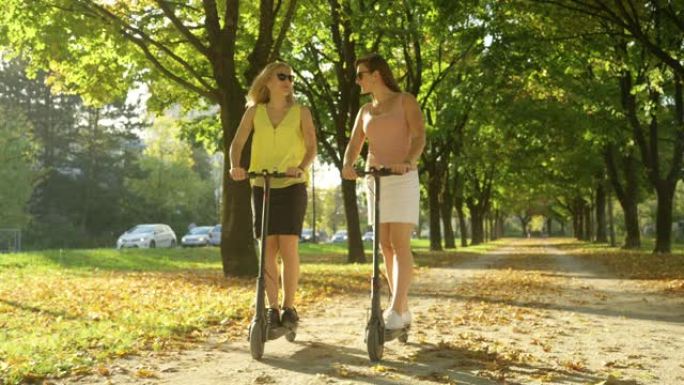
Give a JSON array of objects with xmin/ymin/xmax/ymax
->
[
  {"xmin": 247, "ymin": 170, "xmax": 296, "ymax": 360},
  {"xmin": 357, "ymin": 167, "xmax": 409, "ymax": 362}
]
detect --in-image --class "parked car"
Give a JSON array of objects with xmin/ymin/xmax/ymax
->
[
  {"xmin": 300, "ymin": 228, "xmax": 314, "ymax": 242},
  {"xmin": 181, "ymin": 226, "xmax": 213, "ymax": 247},
  {"xmin": 116, "ymin": 224, "xmax": 177, "ymax": 249},
  {"xmin": 362, "ymin": 231, "xmax": 374, "ymax": 242},
  {"xmin": 330, "ymin": 230, "xmax": 348, "ymax": 243},
  {"xmin": 300, "ymin": 228, "xmax": 328, "ymax": 243},
  {"xmin": 208, "ymin": 224, "xmax": 222, "ymax": 246}
]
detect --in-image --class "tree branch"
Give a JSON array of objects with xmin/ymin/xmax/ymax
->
[
  {"xmin": 83, "ymin": 1, "xmax": 218, "ymax": 100},
  {"xmin": 269, "ymin": 0, "xmax": 298, "ymax": 62},
  {"xmin": 155, "ymin": 0, "xmax": 210, "ymax": 57}
]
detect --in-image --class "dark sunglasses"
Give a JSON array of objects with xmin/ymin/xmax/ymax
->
[
  {"xmin": 276, "ymin": 73, "xmax": 295, "ymax": 82},
  {"xmin": 356, "ymin": 70, "xmax": 371, "ymax": 80}
]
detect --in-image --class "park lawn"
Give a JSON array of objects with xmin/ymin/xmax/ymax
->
[
  {"xmin": 555, "ymin": 238, "xmax": 684, "ymax": 292},
  {"xmin": 0, "ymin": 239, "xmax": 483, "ymax": 384},
  {"xmin": 0, "ymin": 246, "xmax": 370, "ymax": 384}
]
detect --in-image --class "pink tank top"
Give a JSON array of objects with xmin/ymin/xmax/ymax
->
[{"xmin": 361, "ymin": 94, "xmax": 411, "ymax": 167}]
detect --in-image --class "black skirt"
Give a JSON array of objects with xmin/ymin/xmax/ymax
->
[{"xmin": 252, "ymin": 183, "xmax": 307, "ymax": 238}]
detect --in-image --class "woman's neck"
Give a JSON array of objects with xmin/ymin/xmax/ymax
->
[
  {"xmin": 372, "ymin": 86, "xmax": 396, "ymax": 104},
  {"xmin": 267, "ymin": 95, "xmax": 289, "ymax": 109}
]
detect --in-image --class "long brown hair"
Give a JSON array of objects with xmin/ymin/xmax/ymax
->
[
  {"xmin": 245, "ymin": 62, "xmax": 295, "ymax": 107},
  {"xmin": 355, "ymin": 53, "xmax": 401, "ymax": 92}
]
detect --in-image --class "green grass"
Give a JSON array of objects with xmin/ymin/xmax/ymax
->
[{"xmin": 1, "ymin": 247, "xmax": 222, "ymax": 272}]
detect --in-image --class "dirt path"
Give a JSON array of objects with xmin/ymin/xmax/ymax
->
[{"xmin": 66, "ymin": 239, "xmax": 684, "ymax": 385}]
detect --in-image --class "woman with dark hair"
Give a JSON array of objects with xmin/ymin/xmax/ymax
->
[
  {"xmin": 342, "ymin": 53, "xmax": 426, "ymax": 331},
  {"xmin": 229, "ymin": 61, "xmax": 317, "ymax": 331}
]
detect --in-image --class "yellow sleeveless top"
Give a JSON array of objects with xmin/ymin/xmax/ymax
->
[{"xmin": 249, "ymin": 103, "xmax": 308, "ymax": 188}]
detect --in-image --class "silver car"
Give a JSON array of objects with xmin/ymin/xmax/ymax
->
[
  {"xmin": 330, "ymin": 230, "xmax": 348, "ymax": 243},
  {"xmin": 117, "ymin": 224, "xmax": 177, "ymax": 249},
  {"xmin": 208, "ymin": 224, "xmax": 221, "ymax": 246},
  {"xmin": 181, "ymin": 226, "xmax": 213, "ymax": 247},
  {"xmin": 362, "ymin": 231, "xmax": 374, "ymax": 242}
]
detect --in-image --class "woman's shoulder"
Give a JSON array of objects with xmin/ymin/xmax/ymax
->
[
  {"xmin": 400, "ymin": 92, "xmax": 420, "ymax": 111},
  {"xmin": 296, "ymin": 103, "xmax": 310, "ymax": 115},
  {"xmin": 244, "ymin": 104, "xmax": 260, "ymax": 117},
  {"xmin": 359, "ymin": 102, "xmax": 373, "ymax": 113},
  {"xmin": 400, "ymin": 92, "xmax": 418, "ymax": 104}
]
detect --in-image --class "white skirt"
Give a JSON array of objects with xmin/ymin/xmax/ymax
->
[{"xmin": 366, "ymin": 170, "xmax": 419, "ymax": 225}]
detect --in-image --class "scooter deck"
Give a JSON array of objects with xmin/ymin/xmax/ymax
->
[
  {"xmin": 384, "ymin": 326, "xmax": 409, "ymax": 341},
  {"xmin": 267, "ymin": 325, "xmax": 296, "ymax": 340}
]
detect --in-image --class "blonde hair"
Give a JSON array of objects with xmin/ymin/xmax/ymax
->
[{"xmin": 245, "ymin": 62, "xmax": 295, "ymax": 107}]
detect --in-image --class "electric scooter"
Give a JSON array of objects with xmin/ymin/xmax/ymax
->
[
  {"xmin": 357, "ymin": 167, "xmax": 409, "ymax": 362},
  {"xmin": 247, "ymin": 170, "xmax": 296, "ymax": 360}
]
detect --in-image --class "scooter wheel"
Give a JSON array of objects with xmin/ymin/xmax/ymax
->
[
  {"xmin": 248, "ymin": 320, "xmax": 265, "ymax": 360},
  {"xmin": 285, "ymin": 331, "xmax": 296, "ymax": 342},
  {"xmin": 366, "ymin": 323, "xmax": 384, "ymax": 362}
]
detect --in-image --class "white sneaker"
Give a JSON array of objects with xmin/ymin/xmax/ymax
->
[
  {"xmin": 401, "ymin": 310, "xmax": 412, "ymax": 327},
  {"xmin": 384, "ymin": 310, "xmax": 404, "ymax": 330}
]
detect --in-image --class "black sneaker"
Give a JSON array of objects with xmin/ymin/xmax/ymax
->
[
  {"xmin": 267, "ymin": 307, "xmax": 281, "ymax": 328},
  {"xmin": 281, "ymin": 307, "xmax": 299, "ymax": 329}
]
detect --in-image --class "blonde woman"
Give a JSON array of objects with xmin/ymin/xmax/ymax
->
[
  {"xmin": 230, "ymin": 62, "xmax": 317, "ymax": 331},
  {"xmin": 342, "ymin": 53, "xmax": 426, "ymax": 331}
]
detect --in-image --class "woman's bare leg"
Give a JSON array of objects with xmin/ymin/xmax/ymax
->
[
  {"xmin": 263, "ymin": 235, "xmax": 281, "ymax": 308},
  {"xmin": 276, "ymin": 235, "xmax": 300, "ymax": 308},
  {"xmin": 378, "ymin": 223, "xmax": 394, "ymax": 296},
  {"xmin": 388, "ymin": 223, "xmax": 414, "ymax": 313}
]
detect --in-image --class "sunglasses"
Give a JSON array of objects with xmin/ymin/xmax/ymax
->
[
  {"xmin": 276, "ymin": 73, "xmax": 295, "ymax": 82},
  {"xmin": 356, "ymin": 70, "xmax": 371, "ymax": 80}
]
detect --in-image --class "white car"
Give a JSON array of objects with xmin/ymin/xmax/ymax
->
[
  {"xmin": 362, "ymin": 231, "xmax": 374, "ymax": 242},
  {"xmin": 181, "ymin": 226, "xmax": 213, "ymax": 247},
  {"xmin": 330, "ymin": 230, "xmax": 348, "ymax": 243},
  {"xmin": 116, "ymin": 224, "xmax": 177, "ymax": 249}
]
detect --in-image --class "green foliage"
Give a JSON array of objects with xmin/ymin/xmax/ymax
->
[
  {"xmin": 126, "ymin": 116, "xmax": 217, "ymax": 234},
  {"xmin": 0, "ymin": 105, "xmax": 36, "ymax": 227}
]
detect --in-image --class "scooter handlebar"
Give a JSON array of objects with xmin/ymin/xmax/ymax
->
[
  {"xmin": 247, "ymin": 170, "xmax": 289, "ymax": 178},
  {"xmin": 355, "ymin": 167, "xmax": 395, "ymax": 177}
]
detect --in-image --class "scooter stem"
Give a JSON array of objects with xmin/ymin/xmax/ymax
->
[
  {"xmin": 255, "ymin": 171, "xmax": 272, "ymax": 318},
  {"xmin": 371, "ymin": 171, "xmax": 383, "ymax": 320}
]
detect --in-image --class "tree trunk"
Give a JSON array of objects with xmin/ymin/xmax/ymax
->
[
  {"xmin": 650, "ymin": 76, "xmax": 683, "ymax": 253},
  {"xmin": 441, "ymin": 199, "xmax": 455, "ymax": 249},
  {"xmin": 490, "ymin": 210, "xmax": 500, "ymax": 241},
  {"xmin": 219, "ymin": 98, "xmax": 257, "ymax": 277},
  {"xmin": 584, "ymin": 204, "xmax": 593, "ymax": 241},
  {"xmin": 518, "ymin": 215, "xmax": 530, "ymax": 238},
  {"xmin": 428, "ymin": 171, "xmax": 443, "ymax": 251},
  {"xmin": 607, "ymin": 189, "xmax": 617, "ymax": 247},
  {"xmin": 595, "ymin": 181, "xmax": 608, "ymax": 243},
  {"xmin": 622, "ymin": 200, "xmax": 641, "ymax": 249},
  {"xmin": 495, "ymin": 211, "xmax": 504, "ymax": 239},
  {"xmin": 441, "ymin": 178, "xmax": 455, "ymax": 249},
  {"xmin": 573, "ymin": 200, "xmax": 583, "ymax": 240},
  {"xmin": 653, "ymin": 182, "xmax": 676, "ymax": 253},
  {"xmin": 455, "ymin": 198, "xmax": 468, "ymax": 247},
  {"xmin": 341, "ymin": 179, "xmax": 366, "ymax": 263},
  {"xmin": 469, "ymin": 204, "xmax": 484, "ymax": 245},
  {"xmin": 486, "ymin": 212, "xmax": 496, "ymax": 242},
  {"xmin": 604, "ymin": 145, "xmax": 641, "ymax": 248},
  {"xmin": 619, "ymin": 69, "xmax": 683, "ymax": 252}
]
